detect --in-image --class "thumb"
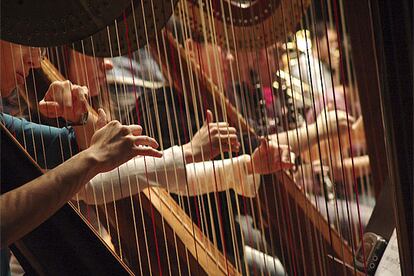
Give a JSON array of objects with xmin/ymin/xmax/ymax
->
[
  {"xmin": 96, "ymin": 108, "xmax": 107, "ymax": 130},
  {"xmin": 204, "ymin": 109, "xmax": 213, "ymax": 125},
  {"xmin": 259, "ymin": 137, "xmax": 268, "ymax": 149},
  {"xmin": 347, "ymin": 114, "xmax": 356, "ymax": 124},
  {"xmin": 38, "ymin": 100, "xmax": 62, "ymax": 117}
]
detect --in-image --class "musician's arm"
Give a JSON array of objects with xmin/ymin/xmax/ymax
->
[
  {"xmin": 269, "ymin": 124, "xmax": 317, "ymax": 154},
  {"xmin": 1, "ymin": 113, "xmax": 162, "ymax": 248},
  {"xmin": 79, "ymin": 140, "xmax": 294, "ymax": 204},
  {"xmin": 0, "ymin": 149, "xmax": 99, "ymax": 248},
  {"xmin": 270, "ymin": 110, "xmax": 352, "ymax": 154},
  {"xmin": 78, "ymin": 146, "xmax": 187, "ymax": 204},
  {"xmin": 332, "ymin": 155, "xmax": 370, "ymax": 181},
  {"xmin": 184, "ymin": 140, "xmax": 293, "ymax": 197},
  {"xmin": 79, "ymin": 149, "xmax": 260, "ymax": 204}
]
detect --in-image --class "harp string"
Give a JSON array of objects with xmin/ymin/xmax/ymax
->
[
  {"xmin": 295, "ymin": 8, "xmax": 343, "ymax": 273},
  {"xmin": 331, "ymin": 0, "xmax": 366, "ymax": 260},
  {"xmin": 213, "ymin": 1, "xmax": 257, "ymax": 271},
  {"xmin": 299, "ymin": 2, "xmax": 342, "ymax": 273},
  {"xmin": 312, "ymin": 0, "xmax": 354, "ymax": 263},
  {"xmin": 3, "ymin": 0, "xmax": 380, "ymax": 274},
  {"xmin": 314, "ymin": 0, "xmax": 359, "ymax": 262},
  {"xmin": 234, "ymin": 1, "xmax": 288, "ymax": 273},
  {"xmin": 167, "ymin": 6, "xmax": 232, "ymax": 273},
  {"xmin": 289, "ymin": 4, "xmax": 326, "ymax": 272},
  {"xmin": 278, "ymin": 2, "xmax": 313, "ymax": 272},
  {"xmin": 173, "ymin": 0, "xmax": 244, "ymax": 272},
  {"xmin": 178, "ymin": 2, "xmax": 233, "ymax": 272},
  {"xmin": 308, "ymin": 2, "xmax": 343, "ymax": 269},
  {"xmin": 121, "ymin": 5, "xmax": 170, "ymax": 274},
  {"xmin": 268, "ymin": 3, "xmax": 306, "ymax": 274},
  {"xmin": 202, "ymin": 0, "xmax": 247, "ymax": 271},
  {"xmin": 146, "ymin": 1, "xmax": 207, "ymax": 273},
  {"xmin": 228, "ymin": 4, "xmax": 287, "ymax": 274},
  {"xmin": 200, "ymin": 0, "xmax": 260, "ymax": 271},
  {"xmin": 240, "ymin": 1, "xmax": 301, "ymax": 273},
  {"xmin": 163, "ymin": 6, "xmax": 216, "ymax": 275}
]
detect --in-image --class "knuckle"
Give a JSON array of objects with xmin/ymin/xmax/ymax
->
[
  {"xmin": 62, "ymin": 80, "xmax": 71, "ymax": 88},
  {"xmin": 120, "ymin": 126, "xmax": 130, "ymax": 135},
  {"xmin": 126, "ymin": 136, "xmax": 135, "ymax": 146},
  {"xmin": 110, "ymin": 120, "xmax": 120, "ymax": 127},
  {"xmin": 210, "ymin": 128, "xmax": 218, "ymax": 135}
]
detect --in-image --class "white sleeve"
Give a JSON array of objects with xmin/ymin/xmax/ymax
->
[
  {"xmin": 77, "ymin": 149, "xmax": 261, "ymax": 204},
  {"xmin": 77, "ymin": 146, "xmax": 186, "ymax": 205},
  {"xmin": 183, "ymin": 155, "xmax": 261, "ymax": 198}
]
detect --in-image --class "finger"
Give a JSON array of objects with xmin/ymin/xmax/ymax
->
[
  {"xmin": 127, "ymin": 124, "xmax": 143, "ymax": 136},
  {"xmin": 219, "ymin": 142, "xmax": 240, "ymax": 153},
  {"xmin": 45, "ymin": 81, "xmax": 65, "ymax": 101},
  {"xmin": 217, "ymin": 127, "xmax": 237, "ymax": 135},
  {"xmin": 38, "ymin": 100, "xmax": 62, "ymax": 117},
  {"xmin": 213, "ymin": 129, "xmax": 238, "ymax": 139},
  {"xmin": 347, "ymin": 114, "xmax": 355, "ymax": 123},
  {"xmin": 209, "ymin": 122, "xmax": 229, "ymax": 128},
  {"xmin": 259, "ymin": 137, "xmax": 268, "ymax": 149},
  {"xmin": 133, "ymin": 147, "xmax": 163, "ymax": 158},
  {"xmin": 210, "ymin": 134, "xmax": 238, "ymax": 146},
  {"xmin": 352, "ymin": 117, "xmax": 363, "ymax": 131},
  {"xmin": 219, "ymin": 134, "xmax": 239, "ymax": 145},
  {"xmin": 133, "ymin": 136, "xmax": 159, "ymax": 149},
  {"xmin": 63, "ymin": 83, "xmax": 73, "ymax": 109},
  {"xmin": 276, "ymin": 151, "xmax": 294, "ymax": 169},
  {"xmin": 96, "ymin": 108, "xmax": 107, "ymax": 130},
  {"xmin": 80, "ymin": 86, "xmax": 89, "ymax": 98},
  {"xmin": 79, "ymin": 86, "xmax": 89, "ymax": 113},
  {"xmin": 205, "ymin": 109, "xmax": 213, "ymax": 124}
]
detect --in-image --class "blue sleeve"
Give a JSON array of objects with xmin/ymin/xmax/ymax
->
[{"xmin": 1, "ymin": 113, "xmax": 79, "ymax": 169}]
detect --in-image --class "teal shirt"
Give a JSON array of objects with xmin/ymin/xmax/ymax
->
[{"xmin": 0, "ymin": 112, "xmax": 79, "ymax": 169}]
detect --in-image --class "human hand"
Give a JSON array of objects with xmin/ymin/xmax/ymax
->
[
  {"xmin": 183, "ymin": 109, "xmax": 240, "ymax": 162},
  {"xmin": 351, "ymin": 116, "xmax": 366, "ymax": 143},
  {"xmin": 315, "ymin": 110, "xmax": 354, "ymax": 140},
  {"xmin": 86, "ymin": 109, "xmax": 163, "ymax": 173},
  {"xmin": 39, "ymin": 80, "xmax": 89, "ymax": 123},
  {"xmin": 248, "ymin": 138, "xmax": 294, "ymax": 175}
]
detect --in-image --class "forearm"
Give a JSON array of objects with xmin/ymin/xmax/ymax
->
[
  {"xmin": 184, "ymin": 155, "xmax": 260, "ymax": 197},
  {"xmin": 79, "ymin": 149, "xmax": 260, "ymax": 204},
  {"xmin": 0, "ymin": 150, "xmax": 98, "ymax": 247},
  {"xmin": 78, "ymin": 146, "xmax": 186, "ymax": 205},
  {"xmin": 73, "ymin": 109, "xmax": 98, "ymax": 150},
  {"xmin": 270, "ymin": 124, "xmax": 317, "ymax": 154},
  {"xmin": 337, "ymin": 155, "xmax": 370, "ymax": 179}
]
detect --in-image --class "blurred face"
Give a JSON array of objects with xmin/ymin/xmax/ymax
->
[
  {"xmin": 68, "ymin": 50, "xmax": 113, "ymax": 97},
  {"xmin": 0, "ymin": 41, "xmax": 43, "ymax": 97},
  {"xmin": 189, "ymin": 40, "xmax": 282, "ymax": 89},
  {"xmin": 317, "ymin": 29, "xmax": 339, "ymax": 70},
  {"xmin": 190, "ymin": 40, "xmax": 232, "ymax": 88}
]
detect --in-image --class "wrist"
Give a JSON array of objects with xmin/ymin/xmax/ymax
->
[
  {"xmin": 68, "ymin": 111, "xmax": 89, "ymax": 126},
  {"xmin": 244, "ymin": 155, "xmax": 253, "ymax": 175},
  {"xmin": 182, "ymin": 143, "xmax": 199, "ymax": 163},
  {"xmin": 79, "ymin": 147, "xmax": 101, "ymax": 176}
]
